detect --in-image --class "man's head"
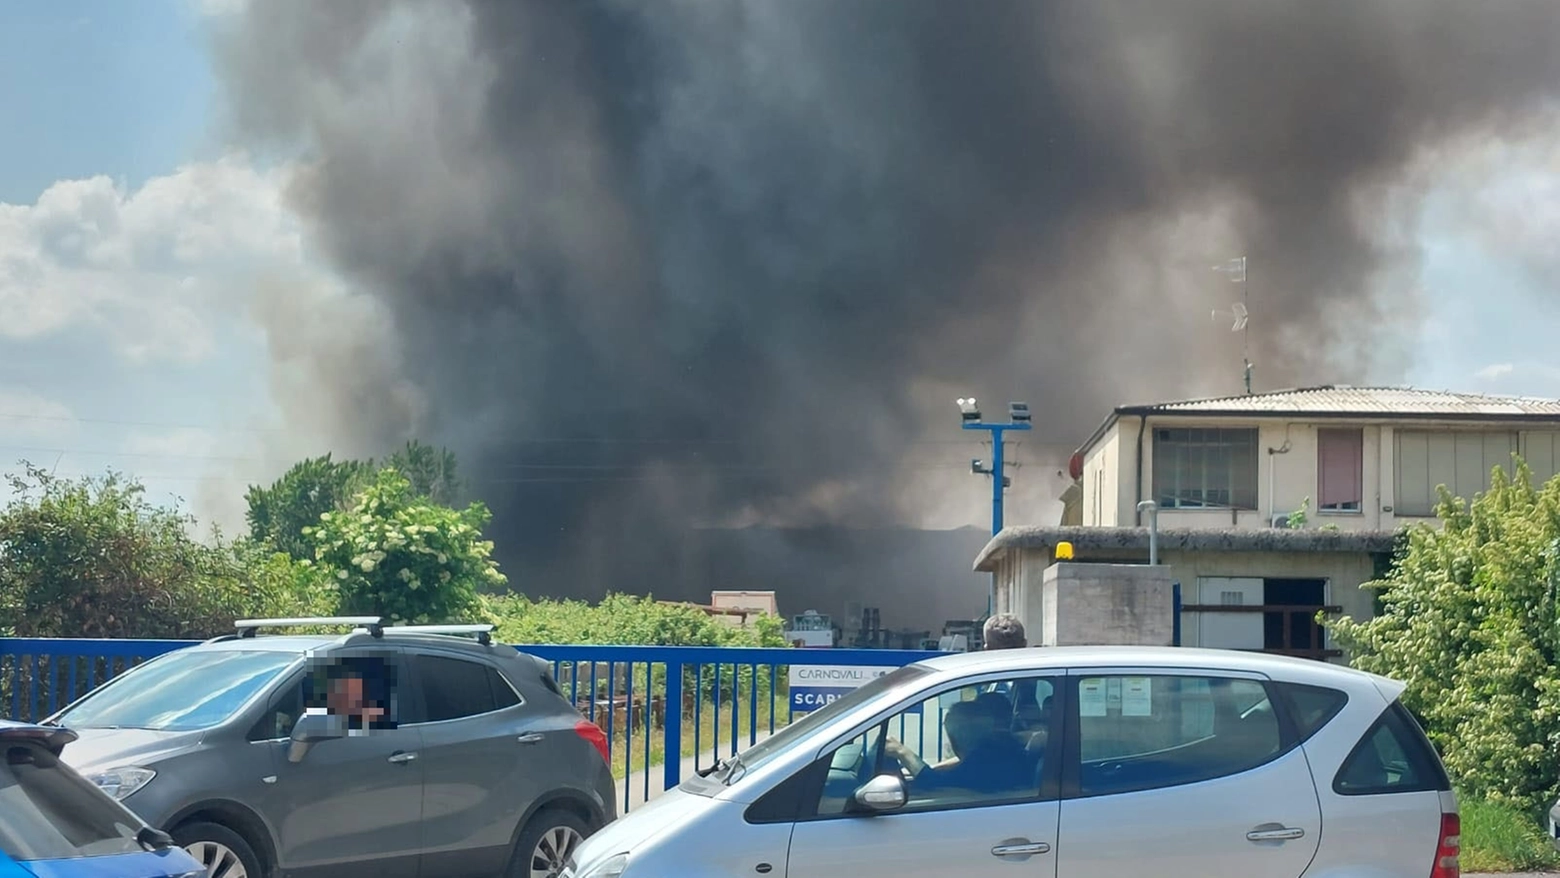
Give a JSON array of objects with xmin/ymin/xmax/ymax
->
[
  {"xmin": 321, "ymin": 657, "xmax": 391, "ymax": 724},
  {"xmin": 326, "ymin": 669, "xmax": 370, "ymax": 716},
  {"xmin": 943, "ymin": 697, "xmax": 1007, "ymax": 757},
  {"xmin": 983, "ymin": 613, "xmax": 1026, "ymax": 650}
]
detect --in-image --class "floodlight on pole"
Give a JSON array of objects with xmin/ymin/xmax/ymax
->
[{"xmin": 958, "ymin": 396, "xmax": 1033, "ymax": 617}]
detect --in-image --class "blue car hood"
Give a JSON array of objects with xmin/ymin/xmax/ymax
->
[{"xmin": 14, "ymin": 850, "xmax": 204, "ymax": 878}]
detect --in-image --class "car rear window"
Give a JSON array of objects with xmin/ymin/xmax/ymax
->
[
  {"xmin": 0, "ymin": 741, "xmax": 144, "ymax": 861},
  {"xmin": 1274, "ymin": 682, "xmax": 1349, "ymax": 742},
  {"xmin": 1334, "ymin": 701, "xmax": 1450, "ymax": 795}
]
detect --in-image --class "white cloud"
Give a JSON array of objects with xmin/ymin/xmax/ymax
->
[
  {"xmin": 0, "ymin": 388, "xmax": 78, "ymax": 440},
  {"xmin": 191, "ymin": 0, "xmax": 249, "ymax": 18},
  {"xmin": 1476, "ymin": 362, "xmax": 1515, "ymax": 381},
  {"xmin": 0, "ymin": 154, "xmax": 307, "ymax": 365},
  {"xmin": 121, "ymin": 427, "xmax": 225, "ymax": 460}
]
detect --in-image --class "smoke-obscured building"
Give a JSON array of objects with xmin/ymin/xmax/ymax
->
[
  {"xmin": 679, "ymin": 526, "xmax": 992, "ymax": 641},
  {"xmin": 979, "ymin": 386, "xmax": 1560, "ymax": 662}
]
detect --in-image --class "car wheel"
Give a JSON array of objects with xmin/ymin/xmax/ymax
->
[
  {"xmin": 508, "ymin": 808, "xmax": 590, "ymax": 878},
  {"xmin": 171, "ymin": 821, "xmax": 263, "ymax": 878}
]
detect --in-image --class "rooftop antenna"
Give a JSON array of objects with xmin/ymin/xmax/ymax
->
[{"xmin": 1212, "ymin": 255, "xmax": 1251, "ymax": 394}]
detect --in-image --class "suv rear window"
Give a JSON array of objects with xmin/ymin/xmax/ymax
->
[
  {"xmin": 0, "ymin": 741, "xmax": 144, "ymax": 861},
  {"xmin": 1334, "ymin": 701, "xmax": 1450, "ymax": 795},
  {"xmin": 416, "ymin": 655, "xmax": 520, "ymax": 722}
]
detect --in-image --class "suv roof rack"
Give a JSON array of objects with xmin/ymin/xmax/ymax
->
[
  {"xmin": 234, "ymin": 616, "xmax": 385, "ymax": 638},
  {"xmin": 381, "ymin": 624, "xmax": 495, "ymax": 646}
]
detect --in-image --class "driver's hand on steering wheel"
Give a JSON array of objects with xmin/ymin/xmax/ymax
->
[{"xmin": 884, "ymin": 738, "xmax": 924, "ymax": 775}]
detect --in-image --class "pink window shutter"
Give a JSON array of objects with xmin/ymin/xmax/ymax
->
[{"xmin": 1318, "ymin": 429, "xmax": 1363, "ymax": 508}]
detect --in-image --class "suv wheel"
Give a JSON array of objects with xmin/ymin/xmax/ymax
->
[
  {"xmin": 172, "ymin": 821, "xmax": 263, "ymax": 878},
  {"xmin": 509, "ymin": 808, "xmax": 589, "ymax": 878}
]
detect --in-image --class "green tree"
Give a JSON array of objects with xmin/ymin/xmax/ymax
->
[
  {"xmin": 1327, "ymin": 460, "xmax": 1560, "ymax": 811},
  {"xmin": 245, "ymin": 454, "xmax": 375, "ymax": 561},
  {"xmin": 0, "ymin": 464, "xmax": 326, "ymax": 639},
  {"xmin": 246, "ymin": 444, "xmax": 461, "ymax": 562},
  {"xmin": 305, "ymin": 468, "xmax": 503, "ymax": 624},
  {"xmin": 385, "ymin": 440, "xmax": 461, "ymax": 506}
]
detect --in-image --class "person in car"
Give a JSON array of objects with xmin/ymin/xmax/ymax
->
[
  {"xmin": 317, "ymin": 658, "xmax": 395, "ymax": 733},
  {"xmin": 886, "ymin": 695, "xmax": 1030, "ymax": 796},
  {"xmin": 982, "ymin": 614, "xmax": 1027, "ymax": 650}
]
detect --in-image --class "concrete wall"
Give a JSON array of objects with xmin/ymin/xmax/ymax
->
[
  {"xmin": 1036, "ymin": 562, "xmax": 1175, "ymax": 647},
  {"xmin": 1000, "ymin": 545, "xmax": 1380, "ymax": 661},
  {"xmin": 1085, "ymin": 417, "xmax": 1560, "ymax": 533}
]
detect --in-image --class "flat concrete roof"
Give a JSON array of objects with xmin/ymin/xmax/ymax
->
[{"xmin": 973, "ymin": 525, "xmax": 1400, "ymax": 572}]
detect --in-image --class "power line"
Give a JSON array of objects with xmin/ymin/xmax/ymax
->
[
  {"xmin": 0, "ymin": 410, "xmax": 1073, "ymax": 447},
  {"xmin": 0, "ymin": 444, "xmax": 262, "ymax": 463}
]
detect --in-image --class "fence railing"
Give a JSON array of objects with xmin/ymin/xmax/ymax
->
[{"xmin": 0, "ymin": 638, "xmax": 942, "ymax": 813}]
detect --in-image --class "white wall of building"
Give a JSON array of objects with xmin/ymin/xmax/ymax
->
[{"xmin": 1083, "ymin": 416, "xmax": 1560, "ymax": 533}]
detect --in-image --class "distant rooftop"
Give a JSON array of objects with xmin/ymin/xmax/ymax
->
[
  {"xmin": 1078, "ymin": 385, "xmax": 1560, "ymax": 455},
  {"xmin": 973, "ymin": 525, "xmax": 1399, "ymax": 572},
  {"xmin": 1116, "ymin": 385, "xmax": 1560, "ymax": 417}
]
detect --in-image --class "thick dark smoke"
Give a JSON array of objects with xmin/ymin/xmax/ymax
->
[{"xmin": 210, "ymin": 0, "xmax": 1560, "ymax": 598}]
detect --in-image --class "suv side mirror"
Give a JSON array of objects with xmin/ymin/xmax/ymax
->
[
  {"xmin": 287, "ymin": 712, "xmax": 344, "ymax": 763},
  {"xmin": 851, "ymin": 773, "xmax": 908, "ymax": 813}
]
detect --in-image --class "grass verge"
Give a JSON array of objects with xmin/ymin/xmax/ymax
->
[
  {"xmin": 1460, "ymin": 794, "xmax": 1560, "ymax": 873},
  {"xmin": 603, "ymin": 698, "xmax": 786, "ymax": 781}
]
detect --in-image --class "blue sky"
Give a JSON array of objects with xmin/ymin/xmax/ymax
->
[
  {"xmin": 0, "ymin": 1, "xmax": 1554, "ymax": 532},
  {"xmin": 0, "ymin": 0, "xmax": 275, "ymax": 524},
  {"xmin": 0, "ymin": 0, "xmax": 216, "ymax": 203}
]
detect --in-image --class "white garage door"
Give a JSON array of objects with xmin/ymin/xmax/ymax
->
[{"xmin": 1195, "ymin": 577, "xmax": 1264, "ymax": 650}]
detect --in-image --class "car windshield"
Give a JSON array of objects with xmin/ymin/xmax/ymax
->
[
  {"xmin": 54, "ymin": 649, "xmax": 299, "ymax": 732},
  {"xmin": 0, "ymin": 740, "xmax": 145, "ymax": 861},
  {"xmin": 722, "ymin": 663, "xmax": 932, "ymax": 783}
]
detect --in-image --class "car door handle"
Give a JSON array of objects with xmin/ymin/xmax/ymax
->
[
  {"xmin": 991, "ymin": 842, "xmax": 1050, "ymax": 857},
  {"xmin": 387, "ymin": 751, "xmax": 418, "ymax": 765},
  {"xmin": 1246, "ymin": 827, "xmax": 1305, "ymax": 842},
  {"xmin": 517, "ymin": 733, "xmax": 545, "ymax": 745}
]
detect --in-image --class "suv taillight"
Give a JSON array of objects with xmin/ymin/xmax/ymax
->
[
  {"xmin": 1431, "ymin": 812, "xmax": 1459, "ymax": 878},
  {"xmin": 574, "ymin": 719, "xmax": 610, "ymax": 764}
]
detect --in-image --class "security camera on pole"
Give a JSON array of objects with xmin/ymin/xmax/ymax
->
[{"xmin": 957, "ymin": 397, "xmax": 1032, "ymax": 618}]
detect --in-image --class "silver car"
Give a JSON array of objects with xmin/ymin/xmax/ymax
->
[
  {"xmin": 564, "ymin": 646, "xmax": 1459, "ymax": 878},
  {"xmin": 42, "ymin": 618, "xmax": 617, "ymax": 878}
]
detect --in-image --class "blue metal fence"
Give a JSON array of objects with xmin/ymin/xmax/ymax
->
[{"xmin": 0, "ymin": 638, "xmax": 942, "ymax": 812}]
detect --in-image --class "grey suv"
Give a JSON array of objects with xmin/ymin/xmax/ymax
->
[{"xmin": 41, "ymin": 617, "xmax": 618, "ymax": 878}]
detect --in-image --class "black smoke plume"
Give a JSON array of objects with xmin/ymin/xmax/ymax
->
[{"xmin": 210, "ymin": 0, "xmax": 1560, "ymax": 599}]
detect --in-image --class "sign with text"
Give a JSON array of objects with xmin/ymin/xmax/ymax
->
[{"xmin": 789, "ymin": 665, "xmax": 897, "ymax": 712}]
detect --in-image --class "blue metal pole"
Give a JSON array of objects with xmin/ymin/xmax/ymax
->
[
  {"xmin": 990, "ymin": 426, "xmax": 1005, "ymax": 535},
  {"xmin": 962, "ymin": 417, "xmax": 1030, "ymax": 619}
]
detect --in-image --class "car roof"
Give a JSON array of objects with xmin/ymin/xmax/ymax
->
[
  {"xmin": 173, "ymin": 632, "xmax": 520, "ymax": 658},
  {"xmin": 911, "ymin": 646, "xmax": 1400, "ymax": 695}
]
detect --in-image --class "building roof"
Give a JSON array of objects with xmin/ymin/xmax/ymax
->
[
  {"xmin": 973, "ymin": 525, "xmax": 1399, "ymax": 571},
  {"xmin": 1079, "ymin": 385, "xmax": 1560, "ymax": 456},
  {"xmin": 1119, "ymin": 386, "xmax": 1560, "ymax": 417}
]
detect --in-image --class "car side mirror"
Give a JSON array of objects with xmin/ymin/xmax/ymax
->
[
  {"xmin": 136, "ymin": 826, "xmax": 174, "ymax": 851},
  {"xmin": 287, "ymin": 712, "xmax": 344, "ymax": 763},
  {"xmin": 851, "ymin": 773, "xmax": 907, "ymax": 813}
]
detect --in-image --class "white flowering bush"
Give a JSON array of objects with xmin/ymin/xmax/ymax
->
[
  {"xmin": 305, "ymin": 468, "xmax": 504, "ymax": 624},
  {"xmin": 1328, "ymin": 461, "xmax": 1560, "ymax": 811}
]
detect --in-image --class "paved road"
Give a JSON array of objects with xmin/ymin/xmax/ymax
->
[{"xmin": 613, "ymin": 731, "xmax": 775, "ymax": 811}]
